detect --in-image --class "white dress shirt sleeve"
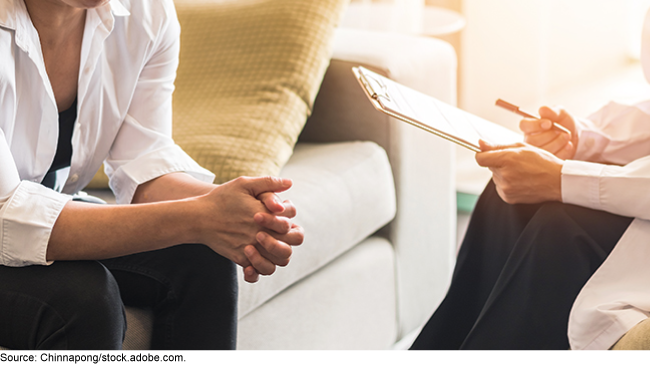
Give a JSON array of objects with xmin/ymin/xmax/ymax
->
[
  {"xmin": 562, "ymin": 99, "xmax": 650, "ymax": 220},
  {"xmin": 573, "ymin": 100, "xmax": 650, "ymax": 165},
  {"xmin": 0, "ymin": 130, "xmax": 72, "ymax": 266},
  {"xmin": 104, "ymin": 3, "xmax": 214, "ymax": 204},
  {"xmin": 562, "ymin": 156, "xmax": 650, "ymax": 220}
]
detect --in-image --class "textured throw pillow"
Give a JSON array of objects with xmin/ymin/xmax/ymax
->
[
  {"xmin": 87, "ymin": 0, "xmax": 348, "ymax": 188},
  {"xmin": 172, "ymin": 0, "xmax": 349, "ymax": 183}
]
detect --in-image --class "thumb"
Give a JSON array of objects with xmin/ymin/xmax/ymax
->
[
  {"xmin": 478, "ymin": 139, "xmax": 524, "ymax": 152},
  {"xmin": 244, "ymin": 176, "xmax": 293, "ymax": 197},
  {"xmin": 478, "ymin": 139, "xmax": 496, "ymax": 152},
  {"xmin": 476, "ymin": 140, "xmax": 526, "ymax": 168}
]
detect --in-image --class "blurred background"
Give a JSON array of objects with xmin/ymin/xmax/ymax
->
[{"xmin": 343, "ymin": 0, "xmax": 650, "ymax": 196}]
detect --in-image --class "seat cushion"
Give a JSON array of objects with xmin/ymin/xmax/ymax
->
[
  {"xmin": 238, "ymin": 236, "xmax": 397, "ymax": 350},
  {"xmin": 237, "ymin": 141, "xmax": 396, "ymax": 318}
]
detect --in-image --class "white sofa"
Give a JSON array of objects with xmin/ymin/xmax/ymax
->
[{"xmin": 95, "ymin": 27, "xmax": 458, "ymax": 350}]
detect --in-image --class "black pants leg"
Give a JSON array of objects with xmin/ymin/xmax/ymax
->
[
  {"xmin": 0, "ymin": 261, "xmax": 126, "ymax": 350},
  {"xmin": 0, "ymin": 244, "xmax": 237, "ymax": 350},
  {"xmin": 100, "ymin": 244, "xmax": 238, "ymax": 350},
  {"xmin": 410, "ymin": 180, "xmax": 633, "ymax": 350}
]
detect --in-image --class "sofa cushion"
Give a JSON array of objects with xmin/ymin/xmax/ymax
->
[
  {"xmin": 170, "ymin": 0, "xmax": 349, "ymax": 184},
  {"xmin": 238, "ymin": 237, "xmax": 397, "ymax": 350},
  {"xmin": 237, "ymin": 141, "xmax": 396, "ymax": 318}
]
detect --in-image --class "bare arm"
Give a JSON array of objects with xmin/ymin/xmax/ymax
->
[
  {"xmin": 48, "ymin": 198, "xmax": 198, "ymax": 261},
  {"xmin": 131, "ymin": 172, "xmax": 215, "ymax": 203},
  {"xmin": 47, "ymin": 175, "xmax": 304, "ymax": 283}
]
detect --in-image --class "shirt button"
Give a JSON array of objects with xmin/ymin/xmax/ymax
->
[{"xmin": 68, "ymin": 174, "xmax": 79, "ymax": 184}]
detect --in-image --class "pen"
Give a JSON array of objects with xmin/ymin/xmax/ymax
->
[{"xmin": 495, "ymin": 99, "xmax": 572, "ymax": 136}]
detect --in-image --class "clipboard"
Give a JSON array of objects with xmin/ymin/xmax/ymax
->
[{"xmin": 353, "ymin": 66, "xmax": 523, "ymax": 152}]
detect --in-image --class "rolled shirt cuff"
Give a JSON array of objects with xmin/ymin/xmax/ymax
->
[
  {"xmin": 561, "ymin": 160, "xmax": 605, "ymax": 210},
  {"xmin": 0, "ymin": 181, "xmax": 72, "ymax": 266}
]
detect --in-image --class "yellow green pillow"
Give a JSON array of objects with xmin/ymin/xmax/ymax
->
[
  {"xmin": 87, "ymin": 0, "xmax": 348, "ymax": 188},
  {"xmin": 172, "ymin": 0, "xmax": 349, "ymax": 183}
]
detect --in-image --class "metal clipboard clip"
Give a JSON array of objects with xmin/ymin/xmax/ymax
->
[{"xmin": 357, "ymin": 67, "xmax": 392, "ymax": 104}]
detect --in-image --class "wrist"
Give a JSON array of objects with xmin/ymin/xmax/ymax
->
[{"xmin": 170, "ymin": 197, "xmax": 206, "ymax": 244}]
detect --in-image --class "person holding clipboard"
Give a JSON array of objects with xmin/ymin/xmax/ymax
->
[
  {"xmin": 405, "ymin": 51, "xmax": 650, "ymax": 349},
  {"xmin": 353, "ymin": 18, "xmax": 650, "ymax": 351},
  {"xmin": 410, "ymin": 101, "xmax": 640, "ymax": 349}
]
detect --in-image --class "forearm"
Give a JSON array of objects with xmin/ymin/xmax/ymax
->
[
  {"xmin": 132, "ymin": 172, "xmax": 215, "ymax": 204},
  {"xmin": 47, "ymin": 174, "xmax": 303, "ymax": 284},
  {"xmin": 47, "ymin": 198, "xmax": 199, "ymax": 261}
]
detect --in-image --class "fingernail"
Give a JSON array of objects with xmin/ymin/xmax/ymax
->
[
  {"xmin": 257, "ymin": 232, "xmax": 266, "ymax": 241},
  {"xmin": 541, "ymin": 120, "xmax": 552, "ymax": 129}
]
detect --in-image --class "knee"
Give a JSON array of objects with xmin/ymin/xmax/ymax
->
[
  {"xmin": 168, "ymin": 245, "xmax": 237, "ymax": 305},
  {"xmin": 69, "ymin": 261, "xmax": 124, "ymax": 320},
  {"xmin": 173, "ymin": 244, "xmax": 236, "ymax": 280},
  {"xmin": 524, "ymin": 203, "xmax": 597, "ymax": 259},
  {"xmin": 531, "ymin": 202, "xmax": 569, "ymax": 227}
]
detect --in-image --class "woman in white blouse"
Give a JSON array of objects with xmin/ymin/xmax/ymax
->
[
  {"xmin": 0, "ymin": 0, "xmax": 304, "ymax": 350},
  {"xmin": 411, "ymin": 13, "xmax": 650, "ymax": 351}
]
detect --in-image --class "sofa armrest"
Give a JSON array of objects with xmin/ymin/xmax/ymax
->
[{"xmin": 299, "ymin": 28, "xmax": 457, "ymax": 340}]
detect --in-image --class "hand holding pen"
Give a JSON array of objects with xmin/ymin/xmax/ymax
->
[{"xmin": 496, "ymin": 99, "xmax": 579, "ymax": 160}]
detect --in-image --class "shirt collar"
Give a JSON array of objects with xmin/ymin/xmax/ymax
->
[
  {"xmin": 0, "ymin": 0, "xmax": 20, "ymax": 30},
  {"xmin": 0, "ymin": 0, "xmax": 130, "ymax": 31},
  {"xmin": 109, "ymin": 0, "xmax": 130, "ymax": 17}
]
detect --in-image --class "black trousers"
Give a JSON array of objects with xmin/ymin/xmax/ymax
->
[
  {"xmin": 0, "ymin": 244, "xmax": 237, "ymax": 350},
  {"xmin": 410, "ymin": 181, "xmax": 633, "ymax": 350}
]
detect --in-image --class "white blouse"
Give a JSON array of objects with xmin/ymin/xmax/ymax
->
[
  {"xmin": 0, "ymin": 0, "xmax": 214, "ymax": 267},
  {"xmin": 563, "ymin": 10, "xmax": 650, "ymax": 350}
]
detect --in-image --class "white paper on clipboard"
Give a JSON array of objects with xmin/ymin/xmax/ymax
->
[{"xmin": 353, "ymin": 66, "xmax": 523, "ymax": 152}]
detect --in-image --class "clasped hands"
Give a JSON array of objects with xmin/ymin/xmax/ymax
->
[
  {"xmin": 195, "ymin": 176, "xmax": 304, "ymax": 283},
  {"xmin": 476, "ymin": 106, "xmax": 579, "ymax": 204}
]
